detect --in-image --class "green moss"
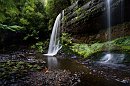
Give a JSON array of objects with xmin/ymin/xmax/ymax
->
[
  {"xmin": 75, "ymin": 8, "xmax": 82, "ymax": 16},
  {"xmin": 71, "ymin": 36, "xmax": 130, "ymax": 58}
]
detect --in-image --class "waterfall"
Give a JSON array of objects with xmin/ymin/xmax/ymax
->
[
  {"xmin": 44, "ymin": 11, "xmax": 64, "ymax": 56},
  {"xmin": 100, "ymin": 0, "xmax": 125, "ymax": 64},
  {"xmin": 106, "ymin": 0, "xmax": 112, "ymax": 51},
  {"xmin": 106, "ymin": 0, "xmax": 124, "ymax": 50},
  {"xmin": 121, "ymin": 0, "xmax": 124, "ymax": 23}
]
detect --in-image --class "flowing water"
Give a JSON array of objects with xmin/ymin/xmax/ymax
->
[
  {"xmin": 121, "ymin": 0, "xmax": 124, "ymax": 23},
  {"xmin": 45, "ymin": 13, "xmax": 62, "ymax": 56},
  {"xmin": 44, "ymin": 12, "xmax": 63, "ymax": 56},
  {"xmin": 106, "ymin": 0, "xmax": 112, "ymax": 51},
  {"xmin": 100, "ymin": 53, "xmax": 125, "ymax": 64},
  {"xmin": 102, "ymin": 0, "xmax": 125, "ymax": 64}
]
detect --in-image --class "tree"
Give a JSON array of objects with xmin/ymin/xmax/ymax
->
[
  {"xmin": 0, "ymin": 0, "xmax": 48, "ymax": 45},
  {"xmin": 45, "ymin": 0, "xmax": 71, "ymax": 30}
]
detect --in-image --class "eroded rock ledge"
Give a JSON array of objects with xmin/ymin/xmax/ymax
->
[{"xmin": 62, "ymin": 0, "xmax": 130, "ymax": 43}]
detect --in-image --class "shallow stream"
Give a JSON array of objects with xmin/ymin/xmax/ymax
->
[{"xmin": 0, "ymin": 50, "xmax": 130, "ymax": 86}]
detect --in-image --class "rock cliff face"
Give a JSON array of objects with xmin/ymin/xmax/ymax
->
[{"xmin": 62, "ymin": 0, "xmax": 130, "ymax": 43}]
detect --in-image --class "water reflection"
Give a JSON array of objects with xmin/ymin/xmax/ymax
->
[{"xmin": 47, "ymin": 56, "xmax": 58, "ymax": 70}]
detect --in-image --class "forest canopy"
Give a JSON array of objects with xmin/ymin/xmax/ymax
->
[{"xmin": 0, "ymin": 0, "xmax": 71, "ymax": 48}]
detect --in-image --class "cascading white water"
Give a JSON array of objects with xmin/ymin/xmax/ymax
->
[
  {"xmin": 121, "ymin": 0, "xmax": 124, "ymax": 23},
  {"xmin": 100, "ymin": 0, "xmax": 112, "ymax": 63},
  {"xmin": 100, "ymin": 53, "xmax": 125, "ymax": 64},
  {"xmin": 44, "ymin": 10, "xmax": 64, "ymax": 56},
  {"xmin": 100, "ymin": 0, "xmax": 125, "ymax": 64},
  {"xmin": 44, "ymin": 14, "xmax": 62, "ymax": 56},
  {"xmin": 106, "ymin": 0, "xmax": 124, "ymax": 50},
  {"xmin": 107, "ymin": 0, "xmax": 112, "ymax": 51}
]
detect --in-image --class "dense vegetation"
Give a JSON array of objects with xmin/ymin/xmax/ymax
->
[
  {"xmin": 0, "ymin": 0, "xmax": 129, "ymax": 54},
  {"xmin": 0, "ymin": 0, "xmax": 71, "ymax": 52},
  {"xmin": 71, "ymin": 36, "xmax": 130, "ymax": 58},
  {"xmin": 61, "ymin": 22, "xmax": 130, "ymax": 58}
]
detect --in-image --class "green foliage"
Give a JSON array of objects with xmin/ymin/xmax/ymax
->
[
  {"xmin": 0, "ymin": 0, "xmax": 49, "ymax": 42},
  {"xmin": 45, "ymin": 0, "xmax": 70, "ymax": 17},
  {"xmin": 0, "ymin": 61, "xmax": 42, "ymax": 79},
  {"xmin": 45, "ymin": 0, "xmax": 71, "ymax": 29},
  {"xmin": 71, "ymin": 43, "xmax": 104, "ymax": 57},
  {"xmin": 31, "ymin": 40, "xmax": 49, "ymax": 53},
  {"xmin": 61, "ymin": 33, "xmax": 72, "ymax": 46},
  {"xmin": 70, "ymin": 0, "xmax": 77, "ymax": 4},
  {"xmin": 112, "ymin": 36, "xmax": 130, "ymax": 50},
  {"xmin": 0, "ymin": 0, "xmax": 16, "ymax": 22},
  {"xmin": 31, "ymin": 42, "xmax": 44, "ymax": 53},
  {"xmin": 0, "ymin": 0, "xmax": 71, "ymax": 49},
  {"xmin": 114, "ymin": 36, "xmax": 130, "ymax": 46},
  {"xmin": 0, "ymin": 24, "xmax": 24, "ymax": 31},
  {"xmin": 20, "ymin": 18, "xmax": 29, "ymax": 25},
  {"xmin": 71, "ymin": 36, "xmax": 130, "ymax": 58},
  {"xmin": 76, "ymin": 8, "xmax": 82, "ymax": 16},
  {"xmin": 0, "ymin": 13, "xmax": 6, "ymax": 22}
]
